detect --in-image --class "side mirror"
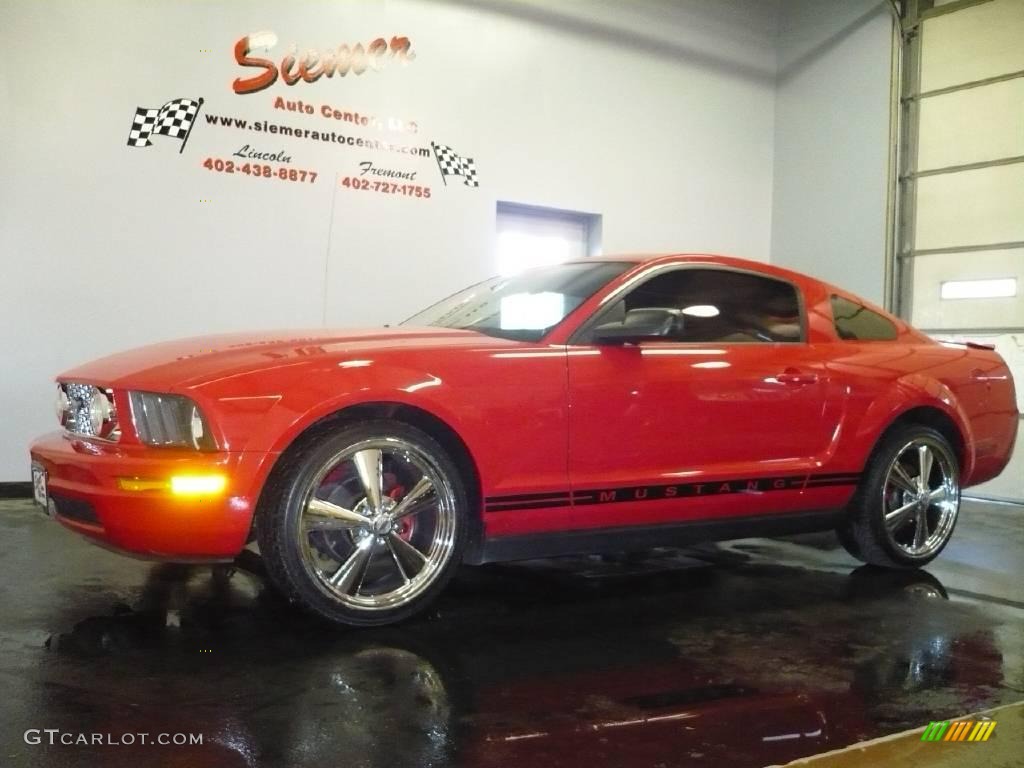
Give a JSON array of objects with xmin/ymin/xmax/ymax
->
[{"xmin": 593, "ymin": 308, "xmax": 681, "ymax": 344}]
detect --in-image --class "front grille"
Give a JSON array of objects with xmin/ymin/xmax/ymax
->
[{"xmin": 50, "ymin": 494, "xmax": 100, "ymax": 525}]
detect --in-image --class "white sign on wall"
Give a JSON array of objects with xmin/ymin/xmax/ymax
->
[{"xmin": 125, "ymin": 30, "xmax": 481, "ymax": 202}]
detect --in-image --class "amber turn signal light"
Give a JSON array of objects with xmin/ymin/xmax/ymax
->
[{"xmin": 117, "ymin": 475, "xmax": 227, "ymax": 495}]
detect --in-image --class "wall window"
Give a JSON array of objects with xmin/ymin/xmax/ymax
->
[
  {"xmin": 831, "ymin": 295, "xmax": 898, "ymax": 341},
  {"xmin": 599, "ymin": 268, "xmax": 804, "ymax": 343},
  {"xmin": 940, "ymin": 278, "xmax": 1018, "ymax": 301},
  {"xmin": 495, "ymin": 202, "xmax": 601, "ymax": 276}
]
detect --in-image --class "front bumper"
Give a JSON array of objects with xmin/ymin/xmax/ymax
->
[{"xmin": 29, "ymin": 432, "xmax": 275, "ymax": 560}]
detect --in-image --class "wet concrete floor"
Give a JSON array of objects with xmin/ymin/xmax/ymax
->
[
  {"xmin": 0, "ymin": 498, "xmax": 1021, "ymax": 767},
  {"xmin": 782, "ymin": 699, "xmax": 1024, "ymax": 768}
]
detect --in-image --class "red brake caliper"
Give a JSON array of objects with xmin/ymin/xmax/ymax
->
[{"xmin": 386, "ymin": 480, "xmax": 416, "ymax": 541}]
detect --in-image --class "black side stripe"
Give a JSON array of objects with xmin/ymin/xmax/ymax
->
[
  {"xmin": 483, "ymin": 491, "xmax": 571, "ymax": 503},
  {"xmin": 484, "ymin": 473, "xmax": 862, "ymax": 513},
  {"xmin": 485, "ymin": 500, "xmax": 573, "ymax": 512}
]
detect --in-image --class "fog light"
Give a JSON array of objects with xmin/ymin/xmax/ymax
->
[
  {"xmin": 170, "ymin": 475, "xmax": 227, "ymax": 495},
  {"xmin": 117, "ymin": 474, "xmax": 227, "ymax": 495},
  {"xmin": 117, "ymin": 478, "xmax": 169, "ymax": 492}
]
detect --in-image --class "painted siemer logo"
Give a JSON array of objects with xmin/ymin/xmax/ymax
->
[{"xmin": 233, "ymin": 31, "xmax": 415, "ymax": 95}]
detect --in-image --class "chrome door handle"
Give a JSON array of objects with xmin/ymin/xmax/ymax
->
[{"xmin": 777, "ymin": 370, "xmax": 819, "ymax": 385}]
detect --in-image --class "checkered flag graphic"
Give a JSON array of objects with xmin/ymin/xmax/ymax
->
[
  {"xmin": 127, "ymin": 97, "xmax": 204, "ymax": 153},
  {"xmin": 431, "ymin": 142, "xmax": 480, "ymax": 187}
]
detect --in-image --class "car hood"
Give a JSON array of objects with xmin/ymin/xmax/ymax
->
[{"xmin": 59, "ymin": 327, "xmax": 509, "ymax": 391}]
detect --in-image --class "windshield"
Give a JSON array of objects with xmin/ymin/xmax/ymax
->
[{"xmin": 403, "ymin": 261, "xmax": 631, "ymax": 342}]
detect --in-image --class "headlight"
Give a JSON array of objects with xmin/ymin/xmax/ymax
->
[
  {"xmin": 59, "ymin": 383, "xmax": 118, "ymax": 439},
  {"xmin": 128, "ymin": 391, "xmax": 216, "ymax": 450},
  {"xmin": 55, "ymin": 385, "xmax": 70, "ymax": 427},
  {"xmin": 88, "ymin": 389, "xmax": 113, "ymax": 434}
]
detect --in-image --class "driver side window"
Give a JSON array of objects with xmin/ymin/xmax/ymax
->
[{"xmin": 605, "ymin": 268, "xmax": 804, "ymax": 343}]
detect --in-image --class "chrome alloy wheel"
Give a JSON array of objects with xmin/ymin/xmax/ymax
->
[
  {"xmin": 881, "ymin": 437, "xmax": 959, "ymax": 558},
  {"xmin": 296, "ymin": 437, "xmax": 458, "ymax": 611}
]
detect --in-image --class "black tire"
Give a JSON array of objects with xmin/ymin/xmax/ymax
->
[
  {"xmin": 257, "ymin": 420, "xmax": 469, "ymax": 627},
  {"xmin": 839, "ymin": 424, "xmax": 961, "ymax": 569},
  {"xmin": 835, "ymin": 521, "xmax": 862, "ymax": 560}
]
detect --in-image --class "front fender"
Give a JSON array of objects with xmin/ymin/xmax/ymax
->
[{"xmin": 204, "ymin": 361, "xmax": 470, "ymax": 456}]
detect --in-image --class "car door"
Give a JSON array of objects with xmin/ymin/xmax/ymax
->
[{"xmin": 566, "ymin": 266, "xmax": 847, "ymax": 530}]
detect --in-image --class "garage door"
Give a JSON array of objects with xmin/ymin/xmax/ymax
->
[{"xmin": 897, "ymin": 0, "xmax": 1024, "ymax": 501}]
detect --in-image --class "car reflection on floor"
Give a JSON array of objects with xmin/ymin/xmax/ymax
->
[{"xmin": 32, "ymin": 540, "xmax": 1012, "ymax": 768}]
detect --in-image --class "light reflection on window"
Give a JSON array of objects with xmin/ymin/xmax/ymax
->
[
  {"xmin": 499, "ymin": 292, "xmax": 566, "ymax": 330},
  {"xmin": 682, "ymin": 304, "xmax": 720, "ymax": 318}
]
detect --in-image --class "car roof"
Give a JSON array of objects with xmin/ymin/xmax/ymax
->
[
  {"xmin": 572, "ymin": 253, "xmax": 906, "ymax": 331},
  {"xmin": 572, "ymin": 253, "xmax": 814, "ymax": 281},
  {"xmin": 577, "ymin": 253, "xmax": 777, "ymax": 266}
]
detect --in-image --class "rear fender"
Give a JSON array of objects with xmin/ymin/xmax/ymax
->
[{"xmin": 855, "ymin": 374, "xmax": 975, "ymax": 479}]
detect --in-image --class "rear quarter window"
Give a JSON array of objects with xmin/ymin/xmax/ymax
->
[{"xmin": 831, "ymin": 295, "xmax": 898, "ymax": 341}]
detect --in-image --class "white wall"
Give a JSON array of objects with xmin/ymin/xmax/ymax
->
[
  {"xmin": 770, "ymin": 0, "xmax": 894, "ymax": 304},
  {"xmin": 0, "ymin": 0, "xmax": 778, "ymax": 481}
]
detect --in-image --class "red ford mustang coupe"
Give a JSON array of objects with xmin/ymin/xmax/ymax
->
[{"xmin": 30, "ymin": 255, "xmax": 1018, "ymax": 625}]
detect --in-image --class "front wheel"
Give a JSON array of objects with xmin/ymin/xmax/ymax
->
[
  {"xmin": 257, "ymin": 421, "xmax": 468, "ymax": 626},
  {"xmin": 838, "ymin": 425, "xmax": 961, "ymax": 569}
]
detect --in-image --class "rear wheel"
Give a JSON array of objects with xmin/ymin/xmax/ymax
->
[
  {"xmin": 835, "ymin": 522, "xmax": 862, "ymax": 559},
  {"xmin": 838, "ymin": 425, "xmax": 960, "ymax": 568},
  {"xmin": 257, "ymin": 421, "xmax": 468, "ymax": 626}
]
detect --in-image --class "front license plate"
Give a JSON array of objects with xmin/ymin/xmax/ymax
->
[{"xmin": 31, "ymin": 463, "xmax": 48, "ymax": 510}]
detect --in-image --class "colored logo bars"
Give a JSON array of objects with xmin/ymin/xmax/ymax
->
[{"xmin": 921, "ymin": 720, "xmax": 997, "ymax": 742}]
